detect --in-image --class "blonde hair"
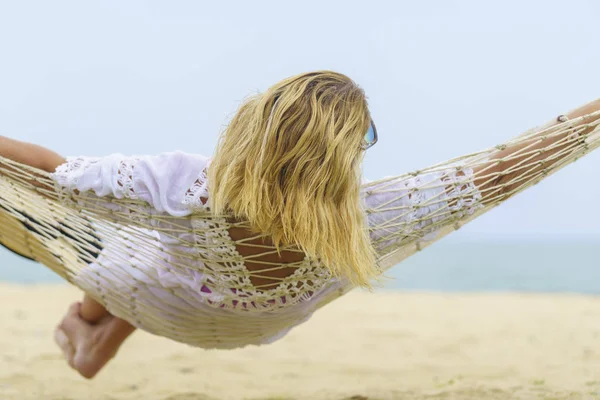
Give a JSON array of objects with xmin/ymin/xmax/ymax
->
[{"xmin": 208, "ymin": 71, "xmax": 379, "ymax": 287}]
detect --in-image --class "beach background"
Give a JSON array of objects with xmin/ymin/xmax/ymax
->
[
  {"xmin": 2, "ymin": 1, "xmax": 600, "ymax": 399},
  {"xmin": 3, "ymin": 236, "xmax": 600, "ymax": 400}
]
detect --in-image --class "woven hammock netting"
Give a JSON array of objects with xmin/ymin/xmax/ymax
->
[{"xmin": 1, "ymin": 105, "xmax": 599, "ymax": 349}]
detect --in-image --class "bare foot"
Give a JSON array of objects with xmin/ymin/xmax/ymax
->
[{"xmin": 54, "ymin": 303, "xmax": 135, "ymax": 379}]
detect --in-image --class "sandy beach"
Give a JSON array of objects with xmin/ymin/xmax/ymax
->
[{"xmin": 1, "ymin": 284, "xmax": 600, "ymax": 400}]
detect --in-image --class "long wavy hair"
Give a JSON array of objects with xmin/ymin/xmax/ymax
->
[{"xmin": 208, "ymin": 71, "xmax": 379, "ymax": 287}]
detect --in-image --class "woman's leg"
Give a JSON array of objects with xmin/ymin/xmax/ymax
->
[
  {"xmin": 55, "ymin": 296, "xmax": 137, "ymax": 379},
  {"xmin": 80, "ymin": 294, "xmax": 110, "ymax": 323}
]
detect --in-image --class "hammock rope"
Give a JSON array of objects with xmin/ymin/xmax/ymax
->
[{"xmin": 1, "ymin": 105, "xmax": 599, "ymax": 348}]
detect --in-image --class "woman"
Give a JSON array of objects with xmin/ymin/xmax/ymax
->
[{"xmin": 1, "ymin": 71, "xmax": 598, "ymax": 379}]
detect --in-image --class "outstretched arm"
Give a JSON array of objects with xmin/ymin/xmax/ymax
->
[
  {"xmin": 0, "ymin": 136, "xmax": 66, "ymax": 193},
  {"xmin": 363, "ymin": 98, "xmax": 600, "ymax": 257},
  {"xmin": 0, "ymin": 136, "xmax": 66, "ymax": 172},
  {"xmin": 474, "ymin": 99, "xmax": 600, "ymax": 202}
]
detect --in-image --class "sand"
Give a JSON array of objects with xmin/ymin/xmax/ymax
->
[{"xmin": 1, "ymin": 284, "xmax": 600, "ymax": 400}]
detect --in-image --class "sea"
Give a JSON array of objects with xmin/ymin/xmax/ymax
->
[{"xmin": 2, "ymin": 235, "xmax": 599, "ymax": 294}]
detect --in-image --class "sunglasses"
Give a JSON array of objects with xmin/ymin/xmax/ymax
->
[{"xmin": 361, "ymin": 120, "xmax": 378, "ymax": 150}]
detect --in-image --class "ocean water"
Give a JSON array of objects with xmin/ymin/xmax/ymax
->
[{"xmin": 1, "ymin": 236, "xmax": 599, "ymax": 294}]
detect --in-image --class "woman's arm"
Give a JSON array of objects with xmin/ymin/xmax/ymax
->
[
  {"xmin": 0, "ymin": 136, "xmax": 66, "ymax": 195},
  {"xmin": 0, "ymin": 137, "xmax": 210, "ymax": 234},
  {"xmin": 0, "ymin": 136, "xmax": 66, "ymax": 173},
  {"xmin": 474, "ymin": 99, "xmax": 600, "ymax": 202},
  {"xmin": 363, "ymin": 98, "xmax": 600, "ymax": 257}
]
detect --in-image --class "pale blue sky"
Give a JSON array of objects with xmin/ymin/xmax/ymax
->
[{"xmin": 1, "ymin": 0, "xmax": 599, "ymax": 238}]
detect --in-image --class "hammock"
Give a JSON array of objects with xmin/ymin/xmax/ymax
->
[{"xmin": 1, "ymin": 104, "xmax": 599, "ymax": 348}]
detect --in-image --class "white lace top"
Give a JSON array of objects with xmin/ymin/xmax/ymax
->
[{"xmin": 51, "ymin": 152, "xmax": 481, "ymax": 349}]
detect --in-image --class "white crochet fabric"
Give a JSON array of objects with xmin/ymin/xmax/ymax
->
[{"xmin": 52, "ymin": 152, "xmax": 482, "ymax": 349}]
